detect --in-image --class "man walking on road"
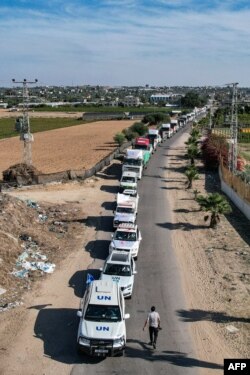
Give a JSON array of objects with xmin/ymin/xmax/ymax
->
[{"xmin": 143, "ymin": 306, "xmax": 161, "ymax": 349}]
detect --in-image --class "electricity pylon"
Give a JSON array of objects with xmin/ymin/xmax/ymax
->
[
  {"xmin": 226, "ymin": 83, "xmax": 238, "ymax": 174},
  {"xmin": 12, "ymin": 78, "xmax": 38, "ymax": 166}
]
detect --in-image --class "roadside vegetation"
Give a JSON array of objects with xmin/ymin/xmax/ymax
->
[
  {"xmin": 182, "ymin": 120, "xmax": 233, "ymax": 229},
  {"xmin": 113, "ymin": 113, "xmax": 169, "ymax": 146}
]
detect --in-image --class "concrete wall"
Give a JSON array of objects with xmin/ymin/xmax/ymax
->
[
  {"xmin": 219, "ymin": 167, "xmax": 250, "ymax": 220},
  {"xmin": 36, "ymin": 141, "xmax": 131, "ymax": 185}
]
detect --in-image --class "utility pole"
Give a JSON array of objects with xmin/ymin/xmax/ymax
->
[
  {"xmin": 226, "ymin": 82, "xmax": 238, "ymax": 174},
  {"xmin": 209, "ymin": 106, "xmax": 212, "ymax": 129},
  {"xmin": 12, "ymin": 78, "xmax": 38, "ymax": 166}
]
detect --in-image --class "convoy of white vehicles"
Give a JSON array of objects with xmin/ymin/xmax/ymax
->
[{"xmin": 77, "ymin": 107, "xmax": 207, "ymax": 357}]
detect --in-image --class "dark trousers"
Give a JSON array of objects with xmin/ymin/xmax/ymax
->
[{"xmin": 149, "ymin": 326, "xmax": 158, "ymax": 344}]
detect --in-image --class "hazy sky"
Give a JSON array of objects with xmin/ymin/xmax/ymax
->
[{"xmin": 1, "ymin": 0, "xmax": 250, "ymax": 87}]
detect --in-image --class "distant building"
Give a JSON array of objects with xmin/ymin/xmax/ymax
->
[
  {"xmin": 150, "ymin": 93, "xmax": 183, "ymax": 104},
  {"xmin": 123, "ymin": 96, "xmax": 140, "ymax": 107},
  {"xmin": 150, "ymin": 94, "xmax": 171, "ymax": 103}
]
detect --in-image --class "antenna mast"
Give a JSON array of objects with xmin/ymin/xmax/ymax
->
[
  {"xmin": 226, "ymin": 82, "xmax": 238, "ymax": 174},
  {"xmin": 12, "ymin": 78, "xmax": 38, "ymax": 166}
]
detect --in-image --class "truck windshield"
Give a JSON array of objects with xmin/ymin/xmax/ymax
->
[
  {"xmin": 134, "ymin": 145, "xmax": 147, "ymax": 150},
  {"xmin": 116, "ymin": 207, "xmax": 134, "ymax": 214},
  {"xmin": 114, "ymin": 231, "xmax": 136, "ymax": 241},
  {"xmin": 84, "ymin": 304, "xmax": 121, "ymax": 322},
  {"xmin": 121, "ymin": 176, "xmax": 136, "ymax": 183},
  {"xmin": 124, "ymin": 158, "xmax": 142, "ymax": 166},
  {"xmin": 103, "ymin": 263, "xmax": 132, "ymax": 277}
]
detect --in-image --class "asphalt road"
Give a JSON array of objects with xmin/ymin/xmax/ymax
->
[{"xmin": 71, "ymin": 127, "xmax": 199, "ymax": 375}]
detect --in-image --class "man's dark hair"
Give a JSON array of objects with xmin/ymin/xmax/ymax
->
[{"xmin": 151, "ymin": 306, "xmax": 155, "ymax": 312}]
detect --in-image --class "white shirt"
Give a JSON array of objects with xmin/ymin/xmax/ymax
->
[{"xmin": 147, "ymin": 311, "xmax": 160, "ymax": 328}]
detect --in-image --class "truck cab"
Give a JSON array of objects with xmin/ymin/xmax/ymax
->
[
  {"xmin": 134, "ymin": 137, "xmax": 153, "ymax": 158},
  {"xmin": 100, "ymin": 252, "xmax": 137, "ymax": 298},
  {"xmin": 120, "ymin": 171, "xmax": 137, "ymax": 193},
  {"xmin": 77, "ymin": 280, "xmax": 130, "ymax": 357},
  {"xmin": 109, "ymin": 223, "xmax": 142, "ymax": 259}
]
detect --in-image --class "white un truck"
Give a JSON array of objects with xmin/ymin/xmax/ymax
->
[
  {"xmin": 122, "ymin": 149, "xmax": 143, "ymax": 180},
  {"xmin": 77, "ymin": 280, "xmax": 130, "ymax": 357}
]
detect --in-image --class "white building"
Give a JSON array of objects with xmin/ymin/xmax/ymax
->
[{"xmin": 123, "ymin": 96, "xmax": 140, "ymax": 107}]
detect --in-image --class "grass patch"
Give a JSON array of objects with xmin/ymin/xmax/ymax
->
[{"xmin": 0, "ymin": 117, "xmax": 86, "ymax": 140}]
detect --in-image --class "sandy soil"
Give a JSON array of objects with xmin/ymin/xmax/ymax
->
[
  {"xmin": 164, "ymin": 134, "xmax": 250, "ymax": 374},
  {"xmin": 0, "ymin": 133, "xmax": 249, "ymax": 375},
  {"xmin": 0, "ymin": 119, "xmax": 134, "ymax": 178}
]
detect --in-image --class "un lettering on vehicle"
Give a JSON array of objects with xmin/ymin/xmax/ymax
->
[
  {"xmin": 112, "ymin": 276, "xmax": 120, "ymax": 283},
  {"xmin": 96, "ymin": 326, "xmax": 110, "ymax": 331},
  {"xmin": 97, "ymin": 295, "xmax": 111, "ymax": 300}
]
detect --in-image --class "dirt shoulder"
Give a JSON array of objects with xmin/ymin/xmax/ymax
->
[{"xmin": 165, "ymin": 133, "xmax": 250, "ymax": 373}]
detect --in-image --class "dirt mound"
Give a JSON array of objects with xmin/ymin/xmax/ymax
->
[
  {"xmin": 0, "ymin": 193, "xmax": 85, "ymax": 311},
  {"xmin": 2, "ymin": 163, "xmax": 41, "ymax": 185}
]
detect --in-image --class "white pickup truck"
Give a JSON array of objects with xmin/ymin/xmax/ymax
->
[
  {"xmin": 77, "ymin": 280, "xmax": 130, "ymax": 357},
  {"xmin": 109, "ymin": 223, "xmax": 142, "ymax": 259},
  {"xmin": 100, "ymin": 251, "xmax": 137, "ymax": 298},
  {"xmin": 113, "ymin": 192, "xmax": 138, "ymax": 228}
]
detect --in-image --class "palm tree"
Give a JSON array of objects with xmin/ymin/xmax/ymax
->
[
  {"xmin": 186, "ymin": 143, "xmax": 199, "ymax": 165},
  {"xmin": 185, "ymin": 136, "xmax": 199, "ymax": 147},
  {"xmin": 185, "ymin": 165, "xmax": 199, "ymax": 189},
  {"xmin": 196, "ymin": 193, "xmax": 232, "ymax": 228}
]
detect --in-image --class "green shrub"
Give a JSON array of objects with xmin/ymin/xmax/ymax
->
[{"xmin": 113, "ymin": 132, "xmax": 125, "ymax": 146}]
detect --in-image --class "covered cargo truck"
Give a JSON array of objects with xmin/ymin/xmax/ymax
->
[
  {"xmin": 134, "ymin": 137, "xmax": 152, "ymax": 165},
  {"xmin": 147, "ymin": 129, "xmax": 161, "ymax": 150},
  {"xmin": 170, "ymin": 119, "xmax": 178, "ymax": 133},
  {"xmin": 122, "ymin": 149, "xmax": 143, "ymax": 180},
  {"xmin": 160, "ymin": 123, "xmax": 173, "ymax": 140}
]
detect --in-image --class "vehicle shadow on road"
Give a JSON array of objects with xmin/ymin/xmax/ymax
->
[
  {"xmin": 156, "ymin": 222, "xmax": 207, "ymax": 231},
  {"xmin": 68, "ymin": 269, "xmax": 101, "ymax": 298},
  {"xmin": 85, "ymin": 239, "xmax": 110, "ymax": 260},
  {"xmin": 176, "ymin": 309, "xmax": 250, "ymax": 324},
  {"xmin": 30, "ymin": 306, "xmax": 82, "ymax": 364},
  {"xmin": 82, "ymin": 216, "xmax": 114, "ymax": 232},
  {"xmin": 101, "ymin": 201, "xmax": 116, "ymax": 211},
  {"xmin": 101, "ymin": 185, "xmax": 119, "ymax": 194},
  {"xmin": 125, "ymin": 340, "xmax": 223, "ymax": 369}
]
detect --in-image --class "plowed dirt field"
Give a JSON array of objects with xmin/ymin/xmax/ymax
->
[{"xmin": 0, "ymin": 120, "xmax": 134, "ymax": 178}]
